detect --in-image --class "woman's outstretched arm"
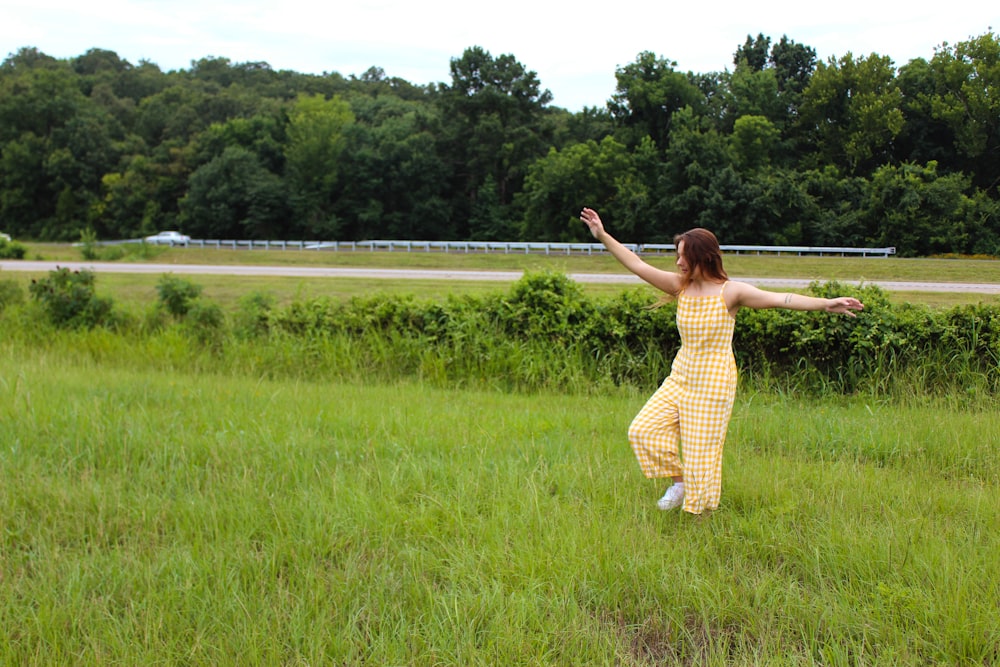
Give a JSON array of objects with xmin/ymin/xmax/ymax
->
[
  {"xmin": 726, "ymin": 281, "xmax": 864, "ymax": 316},
  {"xmin": 580, "ymin": 208, "xmax": 682, "ymax": 295}
]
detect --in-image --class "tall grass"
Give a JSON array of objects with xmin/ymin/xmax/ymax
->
[
  {"xmin": 1, "ymin": 342, "xmax": 997, "ymax": 665},
  {"xmin": 2, "ymin": 285, "xmax": 998, "ymax": 402},
  {"xmin": 1, "ymin": 269, "xmax": 998, "ymax": 662}
]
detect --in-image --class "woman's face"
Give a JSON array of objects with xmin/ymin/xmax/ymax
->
[{"xmin": 676, "ymin": 240, "xmax": 690, "ymax": 276}]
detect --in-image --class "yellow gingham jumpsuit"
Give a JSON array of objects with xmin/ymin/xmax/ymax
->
[{"xmin": 628, "ymin": 282, "xmax": 737, "ymax": 514}]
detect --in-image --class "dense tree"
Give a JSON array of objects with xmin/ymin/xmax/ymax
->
[
  {"xmin": 437, "ymin": 46, "xmax": 554, "ymax": 237},
  {"xmin": 91, "ymin": 155, "xmax": 164, "ymax": 238},
  {"xmin": 0, "ymin": 57, "xmax": 125, "ymax": 238},
  {"xmin": 332, "ymin": 95, "xmax": 450, "ymax": 240},
  {"xmin": 769, "ymin": 37, "xmax": 817, "ymax": 103},
  {"xmin": 283, "ymin": 93, "xmax": 354, "ymax": 237},
  {"xmin": 134, "ymin": 83, "xmax": 210, "ymax": 148},
  {"xmin": 73, "ymin": 49, "xmax": 132, "ymax": 87},
  {"xmin": 1, "ymin": 133, "xmax": 49, "ymax": 236},
  {"xmin": 924, "ymin": 32, "xmax": 1000, "ymax": 193},
  {"xmin": 0, "ymin": 46, "xmax": 60, "ymax": 72},
  {"xmin": 192, "ymin": 112, "xmax": 287, "ymax": 173},
  {"xmin": 724, "ymin": 64, "xmax": 783, "ymax": 127},
  {"xmin": 549, "ymin": 105, "xmax": 615, "ymax": 147},
  {"xmin": 0, "ymin": 35, "xmax": 998, "ymax": 256},
  {"xmin": 893, "ymin": 57, "xmax": 955, "ymax": 167},
  {"xmin": 798, "ymin": 52, "xmax": 905, "ymax": 174},
  {"xmin": 179, "ymin": 146, "xmax": 290, "ymax": 239},
  {"xmin": 519, "ymin": 136, "xmax": 655, "ymax": 241},
  {"xmin": 735, "ymin": 34, "xmax": 771, "ymax": 71},
  {"xmin": 608, "ymin": 51, "xmax": 703, "ymax": 150},
  {"xmin": 659, "ymin": 107, "xmax": 734, "ymax": 229},
  {"xmin": 860, "ymin": 162, "xmax": 980, "ymax": 255},
  {"xmin": 713, "ymin": 34, "xmax": 818, "ymax": 162},
  {"xmin": 731, "ymin": 115, "xmax": 780, "ymax": 170},
  {"xmin": 350, "ymin": 66, "xmax": 432, "ymax": 103}
]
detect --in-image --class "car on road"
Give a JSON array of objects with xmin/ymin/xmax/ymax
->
[
  {"xmin": 0, "ymin": 231, "xmax": 10, "ymax": 242},
  {"xmin": 144, "ymin": 231, "xmax": 191, "ymax": 245}
]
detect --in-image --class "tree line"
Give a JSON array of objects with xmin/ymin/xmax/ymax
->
[{"xmin": 0, "ymin": 31, "xmax": 998, "ymax": 256}]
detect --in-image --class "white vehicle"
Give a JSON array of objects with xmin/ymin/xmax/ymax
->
[
  {"xmin": 0, "ymin": 232, "xmax": 11, "ymax": 242},
  {"xmin": 144, "ymin": 231, "xmax": 191, "ymax": 245}
]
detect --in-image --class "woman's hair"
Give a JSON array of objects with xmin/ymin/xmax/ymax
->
[{"xmin": 674, "ymin": 227, "xmax": 728, "ymax": 293}]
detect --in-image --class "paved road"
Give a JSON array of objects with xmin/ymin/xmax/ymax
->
[{"xmin": 3, "ymin": 260, "xmax": 1000, "ymax": 294}]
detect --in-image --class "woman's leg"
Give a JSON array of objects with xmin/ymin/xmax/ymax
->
[
  {"xmin": 677, "ymin": 389, "xmax": 735, "ymax": 513},
  {"xmin": 628, "ymin": 378, "xmax": 684, "ymax": 480}
]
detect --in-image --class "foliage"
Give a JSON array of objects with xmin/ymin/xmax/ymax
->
[
  {"xmin": 232, "ymin": 290, "xmax": 275, "ymax": 339},
  {"xmin": 0, "ymin": 33, "xmax": 999, "ymax": 254},
  {"xmin": 925, "ymin": 33, "xmax": 1000, "ymax": 191},
  {"xmin": 28, "ymin": 267, "xmax": 114, "ymax": 328},
  {"xmin": 491, "ymin": 270, "xmax": 595, "ymax": 342},
  {"xmin": 179, "ymin": 145, "xmax": 290, "ymax": 239},
  {"xmin": 332, "ymin": 97, "xmax": 451, "ymax": 240},
  {"xmin": 283, "ymin": 93, "xmax": 354, "ymax": 236},
  {"xmin": 258, "ymin": 271, "xmax": 1000, "ymax": 396},
  {"xmin": 859, "ymin": 162, "xmax": 982, "ymax": 256},
  {"xmin": 2, "ymin": 262, "xmax": 1000, "ymax": 396},
  {"xmin": 518, "ymin": 135, "xmax": 657, "ymax": 242},
  {"xmin": 182, "ymin": 300, "xmax": 224, "ymax": 345},
  {"xmin": 799, "ymin": 52, "xmax": 905, "ymax": 173},
  {"xmin": 437, "ymin": 46, "xmax": 555, "ymax": 238},
  {"xmin": 150, "ymin": 274, "xmax": 224, "ymax": 344},
  {"xmin": 0, "ymin": 237, "xmax": 27, "ymax": 259},
  {"xmin": 608, "ymin": 51, "xmax": 703, "ymax": 150},
  {"xmin": 77, "ymin": 227, "xmax": 101, "ymax": 260},
  {"xmin": 156, "ymin": 274, "xmax": 203, "ymax": 318},
  {"xmin": 0, "ymin": 277, "xmax": 24, "ymax": 311}
]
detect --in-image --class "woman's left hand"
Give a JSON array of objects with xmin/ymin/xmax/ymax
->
[{"xmin": 826, "ymin": 297, "xmax": 864, "ymax": 316}]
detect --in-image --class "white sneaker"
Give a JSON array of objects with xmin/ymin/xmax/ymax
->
[{"xmin": 657, "ymin": 483, "xmax": 685, "ymax": 511}]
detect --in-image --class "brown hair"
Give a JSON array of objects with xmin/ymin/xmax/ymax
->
[{"xmin": 674, "ymin": 227, "xmax": 728, "ymax": 293}]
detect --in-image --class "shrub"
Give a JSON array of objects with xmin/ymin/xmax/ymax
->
[
  {"xmin": 77, "ymin": 229, "xmax": 136, "ymax": 261},
  {"xmin": 98, "ymin": 245, "xmax": 126, "ymax": 261},
  {"xmin": 126, "ymin": 242, "xmax": 165, "ymax": 260},
  {"xmin": 261, "ymin": 275, "xmax": 1000, "ymax": 396},
  {"xmin": 183, "ymin": 300, "xmax": 224, "ymax": 345},
  {"xmin": 15, "ymin": 267, "xmax": 998, "ymax": 397},
  {"xmin": 0, "ymin": 238, "xmax": 27, "ymax": 259},
  {"xmin": 492, "ymin": 270, "xmax": 595, "ymax": 343},
  {"xmin": 233, "ymin": 291, "xmax": 275, "ymax": 339},
  {"xmin": 156, "ymin": 275, "xmax": 203, "ymax": 318},
  {"xmin": 28, "ymin": 267, "xmax": 114, "ymax": 328},
  {"xmin": 78, "ymin": 228, "xmax": 100, "ymax": 260}
]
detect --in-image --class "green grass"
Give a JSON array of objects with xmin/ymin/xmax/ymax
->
[
  {"xmin": 0, "ymin": 270, "xmax": 545, "ymax": 310},
  {"xmin": 19, "ymin": 241, "xmax": 1000, "ymax": 281},
  {"xmin": 5, "ymin": 252, "xmax": 1000, "ymax": 311},
  {"xmin": 1, "ymin": 344, "xmax": 997, "ymax": 665}
]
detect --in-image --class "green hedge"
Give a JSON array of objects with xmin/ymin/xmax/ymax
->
[
  {"xmin": 262, "ymin": 271, "xmax": 1000, "ymax": 396},
  {"xmin": 5, "ymin": 268, "xmax": 999, "ymax": 396}
]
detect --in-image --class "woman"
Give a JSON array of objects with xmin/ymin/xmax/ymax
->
[{"xmin": 580, "ymin": 208, "xmax": 864, "ymax": 514}]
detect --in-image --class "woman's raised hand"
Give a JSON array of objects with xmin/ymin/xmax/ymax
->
[{"xmin": 580, "ymin": 208, "xmax": 605, "ymax": 239}]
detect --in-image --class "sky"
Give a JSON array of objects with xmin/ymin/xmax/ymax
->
[{"xmin": 2, "ymin": 0, "xmax": 997, "ymax": 111}]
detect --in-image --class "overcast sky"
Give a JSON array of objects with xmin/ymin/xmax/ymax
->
[{"xmin": 2, "ymin": 0, "xmax": 996, "ymax": 111}]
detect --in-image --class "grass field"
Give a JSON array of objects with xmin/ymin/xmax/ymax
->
[
  {"xmin": 1, "ymin": 345, "xmax": 997, "ymax": 665},
  {"xmin": 17, "ymin": 242, "xmax": 1000, "ymax": 281},
  {"xmin": 5, "ymin": 243, "xmax": 1000, "ymax": 310},
  {"xmin": 2, "ymin": 244, "xmax": 999, "ymax": 664}
]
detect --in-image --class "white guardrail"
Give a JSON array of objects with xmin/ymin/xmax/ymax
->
[{"xmin": 140, "ymin": 238, "xmax": 897, "ymax": 257}]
